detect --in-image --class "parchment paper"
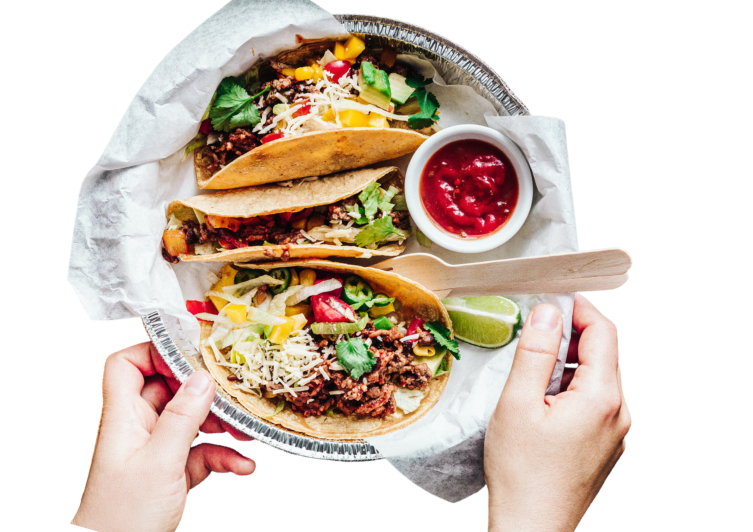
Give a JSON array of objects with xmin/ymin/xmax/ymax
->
[{"xmin": 68, "ymin": 0, "xmax": 577, "ymax": 503}]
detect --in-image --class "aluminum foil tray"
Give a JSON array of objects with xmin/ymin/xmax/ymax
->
[{"xmin": 143, "ymin": 14, "xmax": 528, "ymax": 461}]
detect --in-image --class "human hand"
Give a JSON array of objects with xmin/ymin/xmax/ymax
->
[
  {"xmin": 485, "ymin": 294, "xmax": 630, "ymax": 532},
  {"xmin": 72, "ymin": 342, "xmax": 255, "ymax": 532}
]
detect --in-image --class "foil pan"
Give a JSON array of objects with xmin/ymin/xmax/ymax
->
[{"xmin": 143, "ymin": 15, "xmax": 528, "ymax": 461}]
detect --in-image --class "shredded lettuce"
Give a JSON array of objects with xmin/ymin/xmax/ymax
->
[
  {"xmin": 182, "ymin": 133, "xmax": 207, "ymax": 161},
  {"xmin": 286, "ymin": 279, "xmax": 342, "ymax": 306},
  {"xmin": 394, "ymin": 387, "xmax": 425, "ymax": 414},
  {"xmin": 311, "ymin": 316, "xmax": 368, "ymax": 336}
]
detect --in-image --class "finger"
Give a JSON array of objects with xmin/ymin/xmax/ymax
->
[
  {"xmin": 102, "ymin": 342, "xmax": 157, "ymax": 412},
  {"xmin": 199, "ymin": 415, "xmax": 255, "ymax": 441},
  {"xmin": 141, "ymin": 376, "xmax": 173, "ymax": 414},
  {"xmin": 148, "ymin": 371, "xmax": 216, "ymax": 465},
  {"xmin": 185, "ymin": 443, "xmax": 256, "ymax": 490},
  {"xmin": 149, "ymin": 342, "xmax": 177, "ymax": 380},
  {"xmin": 503, "ymin": 304, "xmax": 563, "ymax": 407},
  {"xmin": 568, "ymin": 294, "xmax": 619, "ymax": 392},
  {"xmin": 560, "ymin": 331, "xmax": 580, "ymax": 391}
]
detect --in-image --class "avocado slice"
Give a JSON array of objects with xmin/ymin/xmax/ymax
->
[
  {"xmin": 388, "ymin": 73, "xmax": 414, "ymax": 105},
  {"xmin": 358, "ymin": 62, "xmax": 392, "ymax": 110},
  {"xmin": 413, "ymin": 346, "xmax": 448, "ymax": 377}
]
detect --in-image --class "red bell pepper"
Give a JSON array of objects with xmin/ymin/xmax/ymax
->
[
  {"xmin": 186, "ymin": 300, "xmax": 218, "ymax": 322},
  {"xmin": 293, "ymin": 104, "xmax": 311, "ymax": 118},
  {"xmin": 261, "ymin": 132, "xmax": 284, "ymax": 144},
  {"xmin": 311, "ymin": 294, "xmax": 357, "ymax": 323},
  {"xmin": 289, "ymin": 207, "xmax": 313, "ymax": 222},
  {"xmin": 277, "ymin": 211, "xmax": 294, "ymax": 224}
]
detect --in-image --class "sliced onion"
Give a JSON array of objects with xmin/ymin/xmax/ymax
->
[{"xmin": 286, "ymin": 279, "xmax": 342, "ymax": 306}]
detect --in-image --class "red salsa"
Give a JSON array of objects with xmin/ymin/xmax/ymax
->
[{"xmin": 420, "ymin": 139, "xmax": 519, "ymax": 238}]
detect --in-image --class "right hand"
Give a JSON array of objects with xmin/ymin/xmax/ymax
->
[{"xmin": 484, "ymin": 294, "xmax": 630, "ymax": 532}]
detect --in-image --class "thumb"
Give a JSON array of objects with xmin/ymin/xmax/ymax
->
[
  {"xmin": 148, "ymin": 371, "xmax": 216, "ymax": 465},
  {"xmin": 503, "ymin": 304, "xmax": 563, "ymax": 408}
]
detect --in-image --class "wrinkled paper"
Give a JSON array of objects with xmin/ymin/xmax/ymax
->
[{"xmin": 68, "ymin": 0, "xmax": 577, "ymax": 503}]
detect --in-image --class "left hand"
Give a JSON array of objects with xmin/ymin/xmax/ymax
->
[{"xmin": 72, "ymin": 342, "xmax": 256, "ymax": 532}]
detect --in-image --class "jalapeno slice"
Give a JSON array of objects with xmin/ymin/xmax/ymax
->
[
  {"xmin": 234, "ymin": 269, "xmax": 262, "ymax": 284},
  {"xmin": 268, "ymin": 268, "xmax": 292, "ymax": 295},
  {"xmin": 372, "ymin": 292, "xmax": 393, "ymax": 307},
  {"xmin": 342, "ymin": 275, "xmax": 375, "ymax": 306}
]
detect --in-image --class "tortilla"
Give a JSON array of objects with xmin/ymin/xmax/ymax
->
[
  {"xmin": 195, "ymin": 128, "xmax": 427, "ymax": 190},
  {"xmin": 168, "ymin": 166, "xmax": 408, "ymax": 262},
  {"xmin": 199, "ymin": 259, "xmax": 453, "ymax": 440},
  {"xmin": 194, "ymin": 38, "xmax": 429, "ymax": 190}
]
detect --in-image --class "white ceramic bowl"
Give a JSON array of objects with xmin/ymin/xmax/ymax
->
[{"xmin": 405, "ymin": 124, "xmax": 534, "ymax": 253}]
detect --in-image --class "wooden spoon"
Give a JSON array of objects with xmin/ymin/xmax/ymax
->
[{"xmin": 372, "ymin": 249, "xmax": 631, "ymax": 298}]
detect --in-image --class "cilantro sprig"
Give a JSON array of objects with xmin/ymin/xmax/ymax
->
[
  {"xmin": 335, "ymin": 335, "xmax": 376, "ymax": 380},
  {"xmin": 354, "ymin": 216, "xmax": 406, "ymax": 247},
  {"xmin": 424, "ymin": 321, "xmax": 461, "ymax": 360},
  {"xmin": 209, "ymin": 78, "xmax": 270, "ymax": 132},
  {"xmin": 401, "ymin": 75, "xmax": 440, "ymax": 130}
]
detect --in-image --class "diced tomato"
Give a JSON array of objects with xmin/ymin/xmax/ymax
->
[
  {"xmin": 258, "ymin": 214, "xmax": 276, "ymax": 223},
  {"xmin": 407, "ymin": 318, "xmax": 425, "ymax": 339},
  {"xmin": 288, "ymin": 207, "xmax": 313, "ymax": 222},
  {"xmin": 293, "ymin": 104, "xmax": 311, "ymax": 118},
  {"xmin": 314, "ymin": 275, "xmax": 343, "ymax": 299},
  {"xmin": 311, "ymin": 294, "xmax": 357, "ymax": 323},
  {"xmin": 261, "ymin": 132, "xmax": 284, "ymax": 144},
  {"xmin": 186, "ymin": 300, "xmax": 218, "ymax": 322},
  {"xmin": 325, "ymin": 60, "xmax": 352, "ymax": 83},
  {"xmin": 277, "ymin": 212, "xmax": 294, "ymax": 224},
  {"xmin": 218, "ymin": 238, "xmax": 234, "ymax": 249},
  {"xmin": 199, "ymin": 119, "xmax": 213, "ymax": 135},
  {"xmin": 205, "ymin": 215, "xmax": 241, "ymax": 231},
  {"xmin": 241, "ymin": 217, "xmax": 262, "ymax": 225}
]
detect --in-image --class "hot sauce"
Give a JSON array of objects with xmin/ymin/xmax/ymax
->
[{"xmin": 420, "ymin": 139, "xmax": 519, "ymax": 238}]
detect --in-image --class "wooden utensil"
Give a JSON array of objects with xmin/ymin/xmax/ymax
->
[{"xmin": 372, "ymin": 249, "xmax": 631, "ymax": 298}]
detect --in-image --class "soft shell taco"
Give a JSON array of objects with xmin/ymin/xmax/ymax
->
[
  {"xmin": 186, "ymin": 36, "xmax": 441, "ymax": 190},
  {"xmin": 161, "ymin": 167, "xmax": 410, "ymax": 263},
  {"xmin": 187, "ymin": 260, "xmax": 458, "ymax": 440}
]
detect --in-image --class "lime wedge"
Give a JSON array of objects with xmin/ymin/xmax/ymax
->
[{"xmin": 441, "ymin": 296, "xmax": 521, "ymax": 348}]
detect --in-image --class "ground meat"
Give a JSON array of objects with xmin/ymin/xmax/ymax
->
[
  {"xmin": 398, "ymin": 363, "xmax": 433, "ymax": 389},
  {"xmin": 354, "ymin": 384, "xmax": 396, "ymax": 416},
  {"xmin": 270, "ymin": 229, "xmax": 303, "ymax": 245},
  {"xmin": 239, "ymin": 223, "xmax": 272, "ymax": 243},
  {"xmin": 390, "ymin": 63, "xmax": 413, "ymax": 78},
  {"xmin": 203, "ymin": 128, "xmax": 260, "ymax": 174},
  {"xmin": 284, "ymin": 376, "xmax": 333, "ymax": 417},
  {"xmin": 417, "ymin": 328, "xmax": 437, "ymax": 347},
  {"xmin": 162, "ymin": 247, "xmax": 179, "ymax": 263},
  {"xmin": 390, "ymin": 210, "xmax": 411, "ymax": 230},
  {"xmin": 354, "ymin": 51, "xmax": 381, "ymax": 71},
  {"xmin": 328, "ymin": 204, "xmax": 351, "ymax": 223}
]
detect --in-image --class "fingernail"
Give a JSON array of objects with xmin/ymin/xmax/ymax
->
[
  {"xmin": 531, "ymin": 305, "xmax": 560, "ymax": 331},
  {"xmin": 184, "ymin": 371, "xmax": 211, "ymax": 396}
]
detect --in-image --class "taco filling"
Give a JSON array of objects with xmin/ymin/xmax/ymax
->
[
  {"xmin": 186, "ymin": 36, "xmax": 440, "ymax": 177},
  {"xmin": 161, "ymin": 174, "xmax": 410, "ymax": 263},
  {"xmin": 188, "ymin": 265, "xmax": 459, "ymax": 419}
]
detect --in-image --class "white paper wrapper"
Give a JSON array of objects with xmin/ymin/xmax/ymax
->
[{"xmin": 68, "ymin": 0, "xmax": 577, "ymax": 503}]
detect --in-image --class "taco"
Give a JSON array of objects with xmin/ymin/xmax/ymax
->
[
  {"xmin": 161, "ymin": 167, "xmax": 410, "ymax": 263},
  {"xmin": 186, "ymin": 36, "xmax": 441, "ymax": 190},
  {"xmin": 187, "ymin": 260, "xmax": 459, "ymax": 440}
]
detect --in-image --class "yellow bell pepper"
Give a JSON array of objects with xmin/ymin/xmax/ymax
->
[
  {"xmin": 285, "ymin": 303, "xmax": 311, "ymax": 318},
  {"xmin": 343, "ymin": 36, "xmax": 365, "ymax": 59},
  {"xmin": 208, "ymin": 265, "xmax": 237, "ymax": 311},
  {"xmin": 268, "ymin": 317, "xmax": 296, "ymax": 345},
  {"xmin": 310, "ymin": 63, "xmax": 324, "ymax": 81},
  {"xmin": 282, "ymin": 68, "xmax": 296, "ymax": 77},
  {"xmin": 299, "ymin": 269, "xmax": 316, "ymax": 287},
  {"xmin": 289, "ymin": 269, "xmax": 300, "ymax": 287},
  {"xmin": 321, "ymin": 108, "xmax": 336, "ymax": 123},
  {"xmin": 290, "ymin": 313, "xmax": 308, "ymax": 331},
  {"xmin": 338, "ymin": 109, "xmax": 370, "ymax": 128},
  {"xmin": 368, "ymin": 113, "xmax": 388, "ymax": 128},
  {"xmin": 334, "ymin": 42, "xmax": 347, "ymax": 60},
  {"xmin": 369, "ymin": 302, "xmax": 395, "ymax": 318},
  {"xmin": 224, "ymin": 304, "xmax": 247, "ymax": 324},
  {"xmin": 295, "ymin": 66, "xmax": 315, "ymax": 81},
  {"xmin": 291, "ymin": 216, "xmax": 307, "ymax": 230}
]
